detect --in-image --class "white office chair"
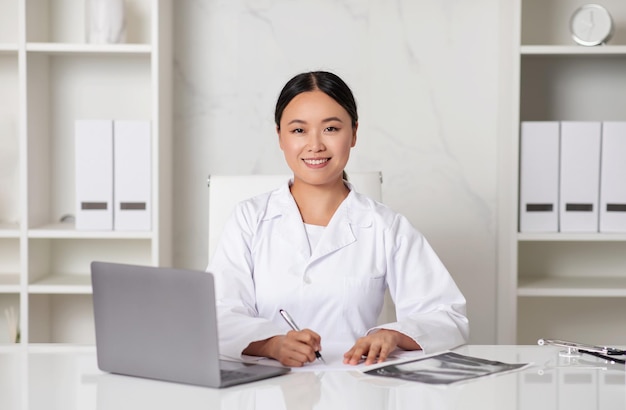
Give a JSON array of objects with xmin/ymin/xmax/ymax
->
[{"xmin": 207, "ymin": 172, "xmax": 396, "ymax": 324}]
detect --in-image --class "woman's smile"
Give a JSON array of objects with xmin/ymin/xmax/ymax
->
[{"xmin": 303, "ymin": 157, "xmax": 330, "ymax": 167}]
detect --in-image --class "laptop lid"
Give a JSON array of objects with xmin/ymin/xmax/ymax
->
[{"xmin": 91, "ymin": 261, "xmax": 290, "ymax": 388}]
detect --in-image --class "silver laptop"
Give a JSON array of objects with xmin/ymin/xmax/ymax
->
[{"xmin": 91, "ymin": 261, "xmax": 290, "ymax": 388}]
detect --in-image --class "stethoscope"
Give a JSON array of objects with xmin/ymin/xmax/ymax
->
[{"xmin": 538, "ymin": 338, "xmax": 626, "ymax": 365}]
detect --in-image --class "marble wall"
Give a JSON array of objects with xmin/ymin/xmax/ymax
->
[{"xmin": 173, "ymin": 0, "xmax": 502, "ymax": 344}]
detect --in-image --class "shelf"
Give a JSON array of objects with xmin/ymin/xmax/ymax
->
[
  {"xmin": 517, "ymin": 297, "xmax": 626, "ymax": 345},
  {"xmin": 0, "ymin": 286, "xmax": 21, "ymax": 294},
  {"xmin": 0, "ymin": 344, "xmax": 22, "ymax": 352},
  {"xmin": 0, "ymin": 224, "xmax": 19, "ymax": 238},
  {"xmin": 28, "ymin": 293, "xmax": 95, "ymax": 344},
  {"xmin": 499, "ymin": 0, "xmax": 626, "ymax": 345},
  {"xmin": 24, "ymin": 344, "xmax": 97, "ymax": 353},
  {"xmin": 26, "ymin": 42, "xmax": 151, "ymax": 55},
  {"xmin": 518, "ymin": 233, "xmax": 626, "ymax": 242},
  {"xmin": 0, "ymin": 44, "xmax": 18, "ymax": 53},
  {"xmin": 518, "ymin": 276, "xmax": 626, "ymax": 297},
  {"xmin": 0, "ymin": 288, "xmax": 20, "ymax": 294},
  {"xmin": 520, "ymin": 57, "xmax": 626, "ymax": 122},
  {"xmin": 1, "ymin": 0, "xmax": 171, "ymax": 345},
  {"xmin": 28, "ymin": 223, "xmax": 152, "ymax": 239},
  {"xmin": 25, "ymin": 0, "xmax": 153, "ymax": 46},
  {"xmin": 28, "ymin": 274, "xmax": 92, "ymax": 294},
  {"xmin": 521, "ymin": 45, "xmax": 626, "ymax": 55},
  {"xmin": 0, "ymin": 274, "xmax": 20, "ymax": 293}
]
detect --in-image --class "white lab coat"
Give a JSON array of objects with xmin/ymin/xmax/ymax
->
[{"xmin": 208, "ymin": 180, "xmax": 469, "ymax": 360}]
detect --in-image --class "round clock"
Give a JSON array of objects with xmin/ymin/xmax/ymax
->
[{"xmin": 570, "ymin": 4, "xmax": 614, "ymax": 46}]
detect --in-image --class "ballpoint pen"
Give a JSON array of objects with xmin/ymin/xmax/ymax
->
[{"xmin": 279, "ymin": 309, "xmax": 326, "ymax": 363}]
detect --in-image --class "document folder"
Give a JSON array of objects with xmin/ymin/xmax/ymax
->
[
  {"xmin": 600, "ymin": 122, "xmax": 626, "ymax": 232},
  {"xmin": 75, "ymin": 120, "xmax": 114, "ymax": 231},
  {"xmin": 113, "ymin": 120, "xmax": 152, "ymax": 231},
  {"xmin": 519, "ymin": 122, "xmax": 559, "ymax": 232},
  {"xmin": 559, "ymin": 121, "xmax": 601, "ymax": 232}
]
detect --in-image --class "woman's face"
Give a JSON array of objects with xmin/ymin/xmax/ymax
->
[{"xmin": 277, "ymin": 90, "xmax": 357, "ymax": 187}]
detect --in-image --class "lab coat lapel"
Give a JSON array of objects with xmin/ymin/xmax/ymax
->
[
  {"xmin": 278, "ymin": 209, "xmax": 312, "ymax": 260},
  {"xmin": 269, "ymin": 184, "xmax": 373, "ymax": 263},
  {"xmin": 310, "ymin": 212, "xmax": 356, "ymax": 262},
  {"xmin": 269, "ymin": 184, "xmax": 312, "ymax": 260},
  {"xmin": 310, "ymin": 192, "xmax": 373, "ymax": 263}
]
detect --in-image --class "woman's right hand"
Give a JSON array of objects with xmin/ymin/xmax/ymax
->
[{"xmin": 244, "ymin": 329, "xmax": 322, "ymax": 367}]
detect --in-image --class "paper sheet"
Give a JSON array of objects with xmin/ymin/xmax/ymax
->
[{"xmin": 236, "ymin": 343, "xmax": 426, "ymax": 372}]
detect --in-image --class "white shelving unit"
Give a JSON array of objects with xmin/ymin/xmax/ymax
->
[
  {"xmin": 0, "ymin": 0, "xmax": 172, "ymax": 345},
  {"xmin": 498, "ymin": 0, "xmax": 626, "ymax": 345}
]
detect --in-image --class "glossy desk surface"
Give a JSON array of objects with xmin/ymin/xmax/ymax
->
[{"xmin": 0, "ymin": 344, "xmax": 623, "ymax": 410}]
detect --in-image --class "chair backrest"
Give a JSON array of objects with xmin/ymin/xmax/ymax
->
[{"xmin": 207, "ymin": 171, "xmax": 395, "ymax": 324}]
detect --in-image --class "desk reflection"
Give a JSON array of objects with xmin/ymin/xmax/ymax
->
[
  {"xmin": 517, "ymin": 352, "xmax": 625, "ymax": 410},
  {"xmin": 92, "ymin": 348, "xmax": 625, "ymax": 410},
  {"xmin": 95, "ymin": 371, "xmax": 324, "ymax": 410},
  {"xmin": 7, "ymin": 345, "xmax": 625, "ymax": 410},
  {"xmin": 95, "ymin": 369, "xmax": 461, "ymax": 410}
]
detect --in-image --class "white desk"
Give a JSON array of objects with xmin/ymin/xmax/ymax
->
[{"xmin": 0, "ymin": 345, "xmax": 623, "ymax": 410}]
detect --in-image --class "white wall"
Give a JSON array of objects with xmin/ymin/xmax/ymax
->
[{"xmin": 172, "ymin": 0, "xmax": 503, "ymax": 344}]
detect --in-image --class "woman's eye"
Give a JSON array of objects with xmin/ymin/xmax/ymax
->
[
  {"xmin": 291, "ymin": 128, "xmax": 304, "ymax": 134},
  {"xmin": 325, "ymin": 126, "xmax": 338, "ymax": 132}
]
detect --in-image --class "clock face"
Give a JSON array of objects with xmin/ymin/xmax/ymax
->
[{"xmin": 570, "ymin": 4, "xmax": 613, "ymax": 46}]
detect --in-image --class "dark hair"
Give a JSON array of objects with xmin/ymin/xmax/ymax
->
[{"xmin": 274, "ymin": 71, "xmax": 358, "ymax": 130}]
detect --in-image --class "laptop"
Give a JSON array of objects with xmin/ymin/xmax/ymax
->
[{"xmin": 91, "ymin": 261, "xmax": 290, "ymax": 388}]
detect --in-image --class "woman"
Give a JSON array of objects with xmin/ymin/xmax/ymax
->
[{"xmin": 208, "ymin": 71, "xmax": 469, "ymax": 367}]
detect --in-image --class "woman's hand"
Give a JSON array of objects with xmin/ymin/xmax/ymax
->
[
  {"xmin": 343, "ymin": 329, "xmax": 421, "ymax": 365},
  {"xmin": 243, "ymin": 329, "xmax": 322, "ymax": 367}
]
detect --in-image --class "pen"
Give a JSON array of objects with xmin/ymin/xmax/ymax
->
[{"xmin": 279, "ymin": 309, "xmax": 325, "ymax": 363}]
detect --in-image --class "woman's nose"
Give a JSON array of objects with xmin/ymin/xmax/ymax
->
[{"xmin": 307, "ymin": 132, "xmax": 324, "ymax": 151}]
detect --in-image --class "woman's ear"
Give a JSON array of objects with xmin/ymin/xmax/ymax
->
[
  {"xmin": 351, "ymin": 122, "xmax": 358, "ymax": 147},
  {"xmin": 277, "ymin": 126, "xmax": 285, "ymax": 150}
]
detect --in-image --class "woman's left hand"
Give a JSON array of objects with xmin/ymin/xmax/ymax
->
[{"xmin": 342, "ymin": 329, "xmax": 421, "ymax": 365}]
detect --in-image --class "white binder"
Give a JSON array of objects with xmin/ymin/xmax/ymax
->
[
  {"xmin": 75, "ymin": 120, "xmax": 114, "ymax": 231},
  {"xmin": 113, "ymin": 120, "xmax": 151, "ymax": 231},
  {"xmin": 600, "ymin": 122, "xmax": 626, "ymax": 232},
  {"xmin": 559, "ymin": 121, "xmax": 601, "ymax": 232},
  {"xmin": 519, "ymin": 121, "xmax": 560, "ymax": 232}
]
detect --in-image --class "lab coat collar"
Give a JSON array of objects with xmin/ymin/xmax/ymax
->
[{"xmin": 263, "ymin": 180, "xmax": 375, "ymax": 262}]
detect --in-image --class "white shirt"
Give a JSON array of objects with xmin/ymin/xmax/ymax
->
[
  {"xmin": 208, "ymin": 180, "xmax": 469, "ymax": 359},
  {"xmin": 303, "ymin": 223, "xmax": 325, "ymax": 253}
]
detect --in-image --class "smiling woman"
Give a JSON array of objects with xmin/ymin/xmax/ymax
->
[
  {"xmin": 277, "ymin": 87, "xmax": 356, "ymax": 226},
  {"xmin": 208, "ymin": 71, "xmax": 469, "ymax": 368},
  {"xmin": 275, "ymin": 72, "xmax": 358, "ymax": 188}
]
